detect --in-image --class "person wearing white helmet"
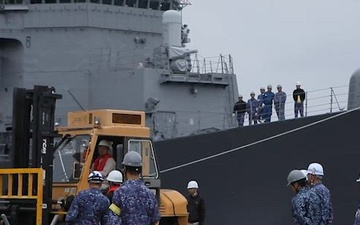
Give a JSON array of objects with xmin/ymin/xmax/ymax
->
[
  {"xmin": 262, "ymin": 85, "xmax": 275, "ymax": 123},
  {"xmin": 187, "ymin": 180, "xmax": 205, "ymax": 225},
  {"xmin": 233, "ymin": 95, "xmax": 247, "ymax": 127},
  {"xmin": 91, "ymin": 140, "xmax": 116, "ymax": 179},
  {"xmin": 274, "ymin": 84, "xmax": 287, "ymax": 121},
  {"xmin": 353, "ymin": 172, "xmax": 360, "ymax": 225},
  {"xmin": 66, "ymin": 171, "xmax": 110, "ymax": 224},
  {"xmin": 287, "ymin": 170, "xmax": 322, "ymax": 224},
  {"xmin": 257, "ymin": 87, "xmax": 266, "ymax": 122},
  {"xmin": 307, "ymin": 162, "xmax": 333, "ymax": 224},
  {"xmin": 246, "ymin": 92, "xmax": 259, "ymax": 125},
  {"xmin": 293, "ymin": 81, "xmax": 306, "ymax": 118},
  {"xmin": 106, "ymin": 170, "xmax": 123, "ymax": 201}
]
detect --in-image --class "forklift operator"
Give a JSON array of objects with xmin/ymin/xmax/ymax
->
[{"xmin": 91, "ymin": 140, "xmax": 116, "ymax": 179}]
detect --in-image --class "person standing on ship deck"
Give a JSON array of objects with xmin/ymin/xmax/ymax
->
[
  {"xmin": 293, "ymin": 81, "xmax": 306, "ymax": 118},
  {"xmin": 233, "ymin": 95, "xmax": 247, "ymax": 127},
  {"xmin": 262, "ymin": 85, "xmax": 275, "ymax": 123},
  {"xmin": 246, "ymin": 92, "xmax": 259, "ymax": 125},
  {"xmin": 274, "ymin": 84, "xmax": 287, "ymax": 121},
  {"xmin": 257, "ymin": 87, "xmax": 266, "ymax": 122}
]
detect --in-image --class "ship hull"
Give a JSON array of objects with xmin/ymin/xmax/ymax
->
[{"xmin": 155, "ymin": 110, "xmax": 360, "ymax": 225}]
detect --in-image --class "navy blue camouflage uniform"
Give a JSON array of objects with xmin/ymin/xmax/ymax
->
[
  {"xmin": 107, "ymin": 179, "xmax": 161, "ymax": 225},
  {"xmin": 262, "ymin": 91, "xmax": 274, "ymax": 122},
  {"xmin": 311, "ymin": 183, "xmax": 333, "ymax": 224},
  {"xmin": 354, "ymin": 199, "xmax": 360, "ymax": 225},
  {"xmin": 65, "ymin": 187, "xmax": 110, "ymax": 225},
  {"xmin": 291, "ymin": 188, "xmax": 323, "ymax": 225}
]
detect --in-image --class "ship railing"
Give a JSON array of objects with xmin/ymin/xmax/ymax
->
[
  {"xmin": 240, "ymin": 84, "xmax": 350, "ymax": 126},
  {"xmin": 152, "ymin": 85, "xmax": 352, "ymax": 137},
  {"xmin": 190, "ymin": 54, "xmax": 235, "ymax": 75},
  {"xmin": 0, "ymin": 0, "xmax": 178, "ymax": 11}
]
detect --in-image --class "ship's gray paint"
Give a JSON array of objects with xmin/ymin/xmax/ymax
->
[
  {"xmin": 0, "ymin": 2, "xmax": 239, "ymax": 138},
  {"xmin": 348, "ymin": 67, "xmax": 360, "ymax": 110}
]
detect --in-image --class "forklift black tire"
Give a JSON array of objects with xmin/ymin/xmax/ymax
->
[{"xmin": 159, "ymin": 217, "xmax": 179, "ymax": 225}]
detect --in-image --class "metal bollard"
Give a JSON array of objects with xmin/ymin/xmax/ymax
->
[{"xmin": 0, "ymin": 214, "xmax": 10, "ymax": 225}]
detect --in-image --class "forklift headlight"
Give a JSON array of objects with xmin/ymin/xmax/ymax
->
[{"xmin": 94, "ymin": 117, "xmax": 101, "ymax": 128}]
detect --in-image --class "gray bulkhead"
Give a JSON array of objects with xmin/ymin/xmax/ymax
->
[{"xmin": 0, "ymin": 1, "xmax": 239, "ymax": 138}]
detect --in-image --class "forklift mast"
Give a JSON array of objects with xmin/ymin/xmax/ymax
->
[{"xmin": 12, "ymin": 85, "xmax": 62, "ymax": 225}]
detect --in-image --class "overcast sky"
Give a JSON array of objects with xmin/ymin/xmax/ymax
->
[{"xmin": 182, "ymin": 0, "xmax": 360, "ymax": 113}]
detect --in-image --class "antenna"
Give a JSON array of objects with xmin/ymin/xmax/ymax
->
[{"xmin": 67, "ymin": 89, "xmax": 86, "ymax": 111}]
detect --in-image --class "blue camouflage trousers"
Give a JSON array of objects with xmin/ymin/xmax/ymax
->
[{"xmin": 354, "ymin": 209, "xmax": 360, "ymax": 225}]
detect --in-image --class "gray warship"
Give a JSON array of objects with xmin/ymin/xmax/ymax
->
[
  {"xmin": 0, "ymin": 0, "xmax": 238, "ymax": 140},
  {"xmin": 3, "ymin": 0, "xmax": 360, "ymax": 224}
]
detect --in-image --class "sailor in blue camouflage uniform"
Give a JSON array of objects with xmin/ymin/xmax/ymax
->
[
  {"xmin": 353, "ymin": 172, "xmax": 360, "ymax": 225},
  {"xmin": 66, "ymin": 171, "xmax": 110, "ymax": 225},
  {"xmin": 307, "ymin": 163, "xmax": 333, "ymax": 225},
  {"xmin": 287, "ymin": 169, "xmax": 323, "ymax": 225},
  {"xmin": 107, "ymin": 151, "xmax": 161, "ymax": 225}
]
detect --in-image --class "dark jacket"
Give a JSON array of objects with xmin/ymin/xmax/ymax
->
[
  {"xmin": 233, "ymin": 100, "xmax": 247, "ymax": 114},
  {"xmin": 187, "ymin": 194, "xmax": 206, "ymax": 225},
  {"xmin": 293, "ymin": 88, "xmax": 306, "ymax": 102}
]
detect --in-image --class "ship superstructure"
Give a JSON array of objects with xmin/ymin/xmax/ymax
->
[{"xmin": 0, "ymin": 0, "xmax": 239, "ymax": 139}]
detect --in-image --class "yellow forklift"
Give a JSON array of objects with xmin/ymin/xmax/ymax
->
[{"xmin": 0, "ymin": 86, "xmax": 187, "ymax": 225}]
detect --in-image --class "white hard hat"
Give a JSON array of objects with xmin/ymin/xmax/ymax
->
[
  {"xmin": 187, "ymin": 180, "xmax": 199, "ymax": 189},
  {"xmin": 277, "ymin": 84, "xmax": 282, "ymax": 88},
  {"xmin": 267, "ymin": 85, "xmax": 272, "ymax": 89},
  {"xmin": 260, "ymin": 87, "xmax": 265, "ymax": 90},
  {"xmin": 88, "ymin": 171, "xmax": 104, "ymax": 183},
  {"xmin": 250, "ymin": 92, "xmax": 255, "ymax": 95},
  {"xmin": 296, "ymin": 81, "xmax": 301, "ymax": 86},
  {"xmin": 107, "ymin": 170, "xmax": 123, "ymax": 183},
  {"xmin": 307, "ymin": 162, "xmax": 324, "ymax": 176},
  {"xmin": 300, "ymin": 169, "xmax": 308, "ymax": 180},
  {"xmin": 98, "ymin": 140, "xmax": 112, "ymax": 149}
]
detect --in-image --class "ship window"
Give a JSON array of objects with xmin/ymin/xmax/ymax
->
[
  {"xmin": 45, "ymin": 0, "xmax": 56, "ymax": 3},
  {"xmin": 160, "ymin": 1, "xmax": 170, "ymax": 11},
  {"xmin": 138, "ymin": 0, "xmax": 147, "ymax": 8},
  {"xmin": 90, "ymin": 0, "xmax": 100, "ymax": 3},
  {"xmin": 30, "ymin": 0, "xmax": 41, "ymax": 4},
  {"xmin": 103, "ymin": 0, "xmax": 111, "ymax": 4},
  {"xmin": 6, "ymin": 0, "xmax": 24, "ymax": 4},
  {"xmin": 114, "ymin": 0, "xmax": 123, "ymax": 5},
  {"xmin": 125, "ymin": 0, "xmax": 135, "ymax": 7},
  {"xmin": 60, "ymin": 0, "xmax": 71, "ymax": 3},
  {"xmin": 149, "ymin": 0, "xmax": 159, "ymax": 10}
]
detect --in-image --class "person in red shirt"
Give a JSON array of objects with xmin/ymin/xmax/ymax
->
[
  {"xmin": 91, "ymin": 140, "xmax": 116, "ymax": 189},
  {"xmin": 106, "ymin": 170, "xmax": 123, "ymax": 201}
]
